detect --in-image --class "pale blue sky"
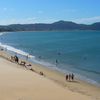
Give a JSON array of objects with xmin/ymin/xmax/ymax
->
[{"xmin": 0, "ymin": 0, "xmax": 100, "ymax": 25}]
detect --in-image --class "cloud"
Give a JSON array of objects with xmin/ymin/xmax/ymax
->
[
  {"xmin": 74, "ymin": 16, "xmax": 100, "ymax": 24},
  {"xmin": 2, "ymin": 16, "xmax": 100, "ymax": 25},
  {"xmin": 25, "ymin": 17, "xmax": 36, "ymax": 21},
  {"xmin": 0, "ymin": 17, "xmax": 37, "ymax": 25},
  {"xmin": 0, "ymin": 17, "xmax": 57, "ymax": 25}
]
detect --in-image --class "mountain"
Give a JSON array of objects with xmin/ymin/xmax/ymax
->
[
  {"xmin": 90, "ymin": 22, "xmax": 100, "ymax": 30},
  {"xmin": 0, "ymin": 20, "xmax": 100, "ymax": 32}
]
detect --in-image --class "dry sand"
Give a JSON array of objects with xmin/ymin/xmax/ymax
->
[{"xmin": 0, "ymin": 51, "xmax": 100, "ymax": 100}]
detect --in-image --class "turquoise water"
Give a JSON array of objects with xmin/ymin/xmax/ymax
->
[{"xmin": 0, "ymin": 31, "xmax": 100, "ymax": 86}]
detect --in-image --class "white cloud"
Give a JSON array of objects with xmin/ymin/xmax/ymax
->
[
  {"xmin": 41, "ymin": 18, "xmax": 57, "ymax": 23},
  {"xmin": 0, "ymin": 17, "xmax": 57, "ymax": 25},
  {"xmin": 74, "ymin": 16, "xmax": 100, "ymax": 24},
  {"xmin": 1, "ymin": 16, "xmax": 100, "ymax": 25},
  {"xmin": 25, "ymin": 17, "xmax": 36, "ymax": 21},
  {"xmin": 0, "ymin": 17, "xmax": 37, "ymax": 25}
]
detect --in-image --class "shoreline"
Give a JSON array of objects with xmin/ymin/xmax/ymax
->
[
  {"xmin": 0, "ymin": 54, "xmax": 93, "ymax": 100},
  {"xmin": 0, "ymin": 42, "xmax": 100, "ymax": 87},
  {"xmin": 0, "ymin": 43, "xmax": 100, "ymax": 87},
  {"xmin": 0, "ymin": 30, "xmax": 100, "ymax": 34},
  {"xmin": 0, "ymin": 50, "xmax": 100, "ymax": 100}
]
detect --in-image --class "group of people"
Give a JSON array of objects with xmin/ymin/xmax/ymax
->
[
  {"xmin": 11, "ymin": 55, "xmax": 75, "ymax": 82},
  {"xmin": 66, "ymin": 73, "xmax": 74, "ymax": 81},
  {"xmin": 11, "ymin": 55, "xmax": 19, "ymax": 63}
]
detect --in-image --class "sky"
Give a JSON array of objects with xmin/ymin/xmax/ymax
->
[{"xmin": 0, "ymin": 0, "xmax": 100, "ymax": 25}]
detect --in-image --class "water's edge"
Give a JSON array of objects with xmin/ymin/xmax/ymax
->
[{"xmin": 0, "ymin": 42, "xmax": 100, "ymax": 87}]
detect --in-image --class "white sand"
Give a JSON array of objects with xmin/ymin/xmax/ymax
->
[{"xmin": 0, "ymin": 57, "xmax": 94, "ymax": 100}]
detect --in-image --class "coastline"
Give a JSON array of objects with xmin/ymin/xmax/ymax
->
[
  {"xmin": 0, "ymin": 49, "xmax": 100, "ymax": 100},
  {"xmin": 0, "ymin": 30, "xmax": 100, "ymax": 34},
  {"xmin": 0, "ymin": 41, "xmax": 100, "ymax": 87}
]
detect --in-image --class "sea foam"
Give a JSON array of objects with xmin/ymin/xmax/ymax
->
[
  {"xmin": 0, "ymin": 42, "xmax": 35, "ymax": 58},
  {"xmin": 0, "ymin": 32, "xmax": 6, "ymax": 36}
]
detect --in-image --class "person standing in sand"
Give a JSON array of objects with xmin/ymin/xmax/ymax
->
[
  {"xmin": 71, "ymin": 73, "xmax": 74, "ymax": 81},
  {"xmin": 14, "ymin": 55, "xmax": 19, "ymax": 63},
  {"xmin": 68, "ymin": 74, "xmax": 71, "ymax": 81},
  {"xmin": 66, "ymin": 74, "xmax": 68, "ymax": 81}
]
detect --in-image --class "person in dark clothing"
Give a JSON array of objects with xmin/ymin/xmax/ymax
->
[
  {"xmin": 66, "ymin": 74, "xmax": 68, "ymax": 81},
  {"xmin": 69, "ymin": 74, "xmax": 72, "ymax": 81},
  {"xmin": 71, "ymin": 73, "xmax": 74, "ymax": 81},
  {"xmin": 14, "ymin": 55, "xmax": 19, "ymax": 63}
]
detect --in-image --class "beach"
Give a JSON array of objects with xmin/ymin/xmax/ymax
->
[{"xmin": 0, "ymin": 50, "xmax": 100, "ymax": 100}]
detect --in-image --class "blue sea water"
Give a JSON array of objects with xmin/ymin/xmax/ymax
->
[{"xmin": 0, "ymin": 31, "xmax": 100, "ymax": 86}]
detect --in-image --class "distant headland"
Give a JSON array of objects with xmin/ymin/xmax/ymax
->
[{"xmin": 0, "ymin": 20, "xmax": 100, "ymax": 32}]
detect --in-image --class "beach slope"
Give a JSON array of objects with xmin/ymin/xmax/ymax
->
[{"xmin": 0, "ymin": 57, "xmax": 93, "ymax": 100}]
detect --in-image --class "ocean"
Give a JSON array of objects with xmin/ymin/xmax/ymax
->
[{"xmin": 0, "ymin": 31, "xmax": 100, "ymax": 86}]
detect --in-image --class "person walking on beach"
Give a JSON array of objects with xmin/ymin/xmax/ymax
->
[
  {"xmin": 14, "ymin": 55, "xmax": 19, "ymax": 63},
  {"xmin": 68, "ymin": 74, "xmax": 71, "ymax": 81},
  {"xmin": 66, "ymin": 73, "xmax": 75, "ymax": 82},
  {"xmin": 66, "ymin": 74, "xmax": 68, "ymax": 81},
  {"xmin": 71, "ymin": 73, "xmax": 74, "ymax": 81}
]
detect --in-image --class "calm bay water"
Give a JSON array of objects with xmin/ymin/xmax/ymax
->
[{"xmin": 0, "ymin": 31, "xmax": 100, "ymax": 86}]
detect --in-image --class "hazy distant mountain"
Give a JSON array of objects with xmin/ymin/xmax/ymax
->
[{"xmin": 0, "ymin": 20, "xmax": 100, "ymax": 32}]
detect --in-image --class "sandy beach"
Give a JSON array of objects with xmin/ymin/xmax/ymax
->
[{"xmin": 0, "ymin": 51, "xmax": 100, "ymax": 100}]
